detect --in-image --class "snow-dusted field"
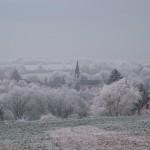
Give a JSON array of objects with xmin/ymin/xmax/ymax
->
[
  {"xmin": 49, "ymin": 125, "xmax": 150, "ymax": 150},
  {"xmin": 0, "ymin": 116, "xmax": 150, "ymax": 150}
]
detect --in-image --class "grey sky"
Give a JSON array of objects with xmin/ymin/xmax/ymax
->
[{"xmin": 0, "ymin": 0, "xmax": 150, "ymax": 60}]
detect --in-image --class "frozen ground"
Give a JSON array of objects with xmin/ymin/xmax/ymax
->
[
  {"xmin": 0, "ymin": 116, "xmax": 150, "ymax": 150},
  {"xmin": 49, "ymin": 125, "xmax": 150, "ymax": 150}
]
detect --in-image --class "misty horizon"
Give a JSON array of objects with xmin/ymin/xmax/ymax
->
[{"xmin": 0, "ymin": 0, "xmax": 150, "ymax": 61}]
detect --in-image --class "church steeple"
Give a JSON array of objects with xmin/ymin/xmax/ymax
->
[
  {"xmin": 75, "ymin": 61, "xmax": 80, "ymax": 81},
  {"xmin": 75, "ymin": 61, "xmax": 79, "ymax": 74}
]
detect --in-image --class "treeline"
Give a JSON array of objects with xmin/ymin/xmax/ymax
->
[
  {"xmin": 0, "ymin": 60, "xmax": 150, "ymax": 120},
  {"xmin": 0, "ymin": 80, "xmax": 96, "ymax": 120}
]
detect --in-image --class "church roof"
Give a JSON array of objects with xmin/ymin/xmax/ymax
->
[
  {"xmin": 75, "ymin": 61, "xmax": 80, "ymax": 74},
  {"xmin": 80, "ymin": 80, "xmax": 100, "ymax": 86}
]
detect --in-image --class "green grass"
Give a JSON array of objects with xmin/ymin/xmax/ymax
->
[{"xmin": 0, "ymin": 115, "xmax": 150, "ymax": 150}]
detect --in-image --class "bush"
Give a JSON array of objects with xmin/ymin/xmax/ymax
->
[
  {"xmin": 4, "ymin": 109, "xmax": 15, "ymax": 120},
  {"xmin": 40, "ymin": 113, "xmax": 58, "ymax": 121}
]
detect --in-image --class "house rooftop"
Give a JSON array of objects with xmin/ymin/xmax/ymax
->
[{"xmin": 80, "ymin": 80, "xmax": 100, "ymax": 86}]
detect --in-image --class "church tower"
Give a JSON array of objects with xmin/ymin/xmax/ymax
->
[{"xmin": 75, "ymin": 61, "xmax": 80, "ymax": 82}]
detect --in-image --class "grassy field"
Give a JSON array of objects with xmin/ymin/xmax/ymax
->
[{"xmin": 0, "ymin": 116, "xmax": 150, "ymax": 150}]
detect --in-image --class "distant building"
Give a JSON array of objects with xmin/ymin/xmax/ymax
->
[
  {"xmin": 74, "ymin": 61, "xmax": 80, "ymax": 82},
  {"xmin": 139, "ymin": 100, "xmax": 150, "ymax": 115},
  {"xmin": 74, "ymin": 61, "xmax": 102, "ymax": 90}
]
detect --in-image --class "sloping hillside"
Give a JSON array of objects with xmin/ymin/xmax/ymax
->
[{"xmin": 0, "ymin": 116, "xmax": 150, "ymax": 150}]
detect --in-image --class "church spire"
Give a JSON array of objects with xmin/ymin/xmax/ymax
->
[
  {"xmin": 75, "ymin": 61, "xmax": 80, "ymax": 81},
  {"xmin": 75, "ymin": 61, "xmax": 79, "ymax": 74}
]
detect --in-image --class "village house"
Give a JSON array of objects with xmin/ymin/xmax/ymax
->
[{"xmin": 139, "ymin": 100, "xmax": 150, "ymax": 115}]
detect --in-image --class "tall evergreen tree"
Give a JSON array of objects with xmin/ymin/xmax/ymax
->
[
  {"xmin": 11, "ymin": 69, "xmax": 21, "ymax": 82},
  {"xmin": 108, "ymin": 69, "xmax": 122, "ymax": 84},
  {"xmin": 134, "ymin": 83, "xmax": 149, "ymax": 112}
]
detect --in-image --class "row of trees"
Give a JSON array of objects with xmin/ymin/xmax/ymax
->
[
  {"xmin": 1, "ymin": 59, "xmax": 150, "ymax": 91},
  {"xmin": 0, "ymin": 68, "xmax": 148, "ymax": 120},
  {"xmin": 1, "ymin": 60, "xmax": 150, "ymax": 85},
  {"xmin": 0, "ymin": 59, "xmax": 150, "ymax": 120},
  {"xmin": 0, "ymin": 79, "xmax": 97, "ymax": 120},
  {"xmin": 0, "ymin": 78, "xmax": 148, "ymax": 120}
]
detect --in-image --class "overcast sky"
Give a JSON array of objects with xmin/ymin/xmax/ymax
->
[{"xmin": 0, "ymin": 0, "xmax": 150, "ymax": 60}]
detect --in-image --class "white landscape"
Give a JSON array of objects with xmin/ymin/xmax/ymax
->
[
  {"xmin": 0, "ymin": 0, "xmax": 150, "ymax": 149},
  {"xmin": 0, "ymin": 116, "xmax": 150, "ymax": 150},
  {"xmin": 0, "ymin": 58, "xmax": 150, "ymax": 150}
]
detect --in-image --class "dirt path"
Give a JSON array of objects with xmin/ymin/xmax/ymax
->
[{"xmin": 48, "ymin": 125, "xmax": 150, "ymax": 150}]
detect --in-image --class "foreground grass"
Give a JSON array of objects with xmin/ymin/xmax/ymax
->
[{"xmin": 0, "ymin": 115, "xmax": 150, "ymax": 150}]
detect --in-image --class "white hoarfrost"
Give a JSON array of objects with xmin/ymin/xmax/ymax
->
[
  {"xmin": 92, "ymin": 79, "xmax": 141, "ymax": 116},
  {"xmin": 48, "ymin": 125, "xmax": 150, "ymax": 150}
]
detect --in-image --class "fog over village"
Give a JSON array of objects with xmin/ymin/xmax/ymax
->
[{"xmin": 0, "ymin": 1, "xmax": 150, "ymax": 150}]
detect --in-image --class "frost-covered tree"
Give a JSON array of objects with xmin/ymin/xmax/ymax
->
[
  {"xmin": 75, "ymin": 98, "xmax": 88, "ymax": 118},
  {"xmin": 45, "ymin": 88, "xmax": 88, "ymax": 118},
  {"xmin": 25, "ymin": 75, "xmax": 40, "ymax": 84},
  {"xmin": 140, "ymin": 67, "xmax": 150, "ymax": 78},
  {"xmin": 93, "ymin": 79, "xmax": 140, "ymax": 116},
  {"xmin": 0, "ymin": 80, "xmax": 90, "ymax": 120},
  {"xmin": 107, "ymin": 69, "xmax": 122, "ymax": 84},
  {"xmin": 5, "ymin": 87, "xmax": 31, "ymax": 119},
  {"xmin": 49, "ymin": 76, "xmax": 65, "ymax": 88},
  {"xmin": 0, "ymin": 84, "xmax": 46, "ymax": 120}
]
